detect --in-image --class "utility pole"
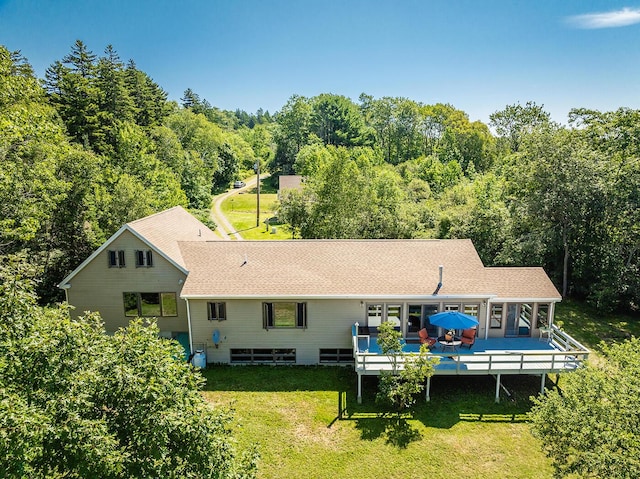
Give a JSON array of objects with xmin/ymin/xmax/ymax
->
[{"xmin": 254, "ymin": 161, "xmax": 260, "ymax": 227}]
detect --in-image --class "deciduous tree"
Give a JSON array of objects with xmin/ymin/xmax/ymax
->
[
  {"xmin": 0, "ymin": 255, "xmax": 259, "ymax": 479},
  {"xmin": 530, "ymin": 338, "xmax": 640, "ymax": 478}
]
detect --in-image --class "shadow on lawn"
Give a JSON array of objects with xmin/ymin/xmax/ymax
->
[
  {"xmin": 202, "ymin": 365, "xmax": 543, "ymax": 448},
  {"xmin": 335, "ymin": 374, "xmax": 539, "ymax": 447}
]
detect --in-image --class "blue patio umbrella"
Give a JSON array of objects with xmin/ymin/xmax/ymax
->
[{"xmin": 428, "ymin": 311, "xmax": 479, "ymax": 330}]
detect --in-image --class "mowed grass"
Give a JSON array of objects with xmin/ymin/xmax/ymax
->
[
  {"xmin": 555, "ymin": 299, "xmax": 640, "ymax": 353},
  {"xmin": 220, "ymin": 182, "xmax": 293, "ymax": 240},
  {"xmin": 202, "ymin": 366, "xmax": 553, "ymax": 479}
]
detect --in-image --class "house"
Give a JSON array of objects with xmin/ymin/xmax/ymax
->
[
  {"xmin": 277, "ymin": 175, "xmax": 304, "ymax": 200},
  {"xmin": 60, "ymin": 206, "xmax": 588, "ymax": 401}
]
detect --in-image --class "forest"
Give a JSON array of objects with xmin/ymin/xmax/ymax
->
[{"xmin": 1, "ymin": 40, "xmax": 638, "ymax": 313}]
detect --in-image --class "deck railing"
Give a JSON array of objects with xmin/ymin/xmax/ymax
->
[
  {"xmin": 549, "ymin": 324, "xmax": 588, "ymax": 352},
  {"xmin": 352, "ymin": 322, "xmax": 590, "ymax": 376},
  {"xmin": 354, "ymin": 349, "xmax": 589, "ymax": 375}
]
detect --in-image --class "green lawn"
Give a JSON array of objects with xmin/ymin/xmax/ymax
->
[
  {"xmin": 554, "ymin": 300, "xmax": 640, "ymax": 353},
  {"xmin": 220, "ymin": 184, "xmax": 293, "ymax": 240},
  {"xmin": 208, "ymin": 185, "xmax": 640, "ymax": 479},
  {"xmin": 202, "ymin": 366, "xmax": 553, "ymax": 479}
]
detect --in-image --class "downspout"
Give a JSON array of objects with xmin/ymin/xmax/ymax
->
[
  {"xmin": 185, "ymin": 298, "xmax": 194, "ymax": 354},
  {"xmin": 484, "ymin": 300, "xmax": 491, "ymax": 340},
  {"xmin": 61, "ymin": 285, "xmax": 70, "ymax": 302},
  {"xmin": 61, "ymin": 284, "xmax": 71, "ymax": 311}
]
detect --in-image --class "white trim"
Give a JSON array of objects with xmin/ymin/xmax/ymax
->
[
  {"xmin": 180, "ymin": 293, "xmax": 497, "ymax": 300},
  {"xmin": 488, "ymin": 297, "xmax": 561, "ymax": 303},
  {"xmin": 484, "ymin": 300, "xmax": 491, "ymax": 340},
  {"xmin": 57, "ymin": 224, "xmax": 188, "ymax": 288}
]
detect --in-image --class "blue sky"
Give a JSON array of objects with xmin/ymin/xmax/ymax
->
[{"xmin": 1, "ymin": 0, "xmax": 639, "ymax": 123}]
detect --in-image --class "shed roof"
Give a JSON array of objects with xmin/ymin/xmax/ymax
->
[{"xmin": 278, "ymin": 175, "xmax": 304, "ymax": 191}]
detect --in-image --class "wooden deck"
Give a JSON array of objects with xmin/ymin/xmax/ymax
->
[{"xmin": 351, "ymin": 324, "xmax": 589, "ymax": 403}]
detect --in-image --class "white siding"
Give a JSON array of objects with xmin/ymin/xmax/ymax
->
[
  {"xmin": 189, "ymin": 298, "xmax": 491, "ymax": 364},
  {"xmin": 190, "ymin": 299, "xmax": 362, "ymax": 365}
]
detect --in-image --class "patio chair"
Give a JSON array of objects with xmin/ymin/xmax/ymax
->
[
  {"xmin": 418, "ymin": 328, "xmax": 437, "ymax": 348},
  {"xmin": 460, "ymin": 328, "xmax": 476, "ymax": 348}
]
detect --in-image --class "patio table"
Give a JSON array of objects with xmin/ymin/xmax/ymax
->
[{"xmin": 438, "ymin": 338, "xmax": 461, "ymax": 352}]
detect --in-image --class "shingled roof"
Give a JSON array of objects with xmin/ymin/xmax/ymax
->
[
  {"xmin": 127, "ymin": 206, "xmax": 218, "ymax": 268},
  {"xmin": 178, "ymin": 239, "xmax": 561, "ymax": 300},
  {"xmin": 58, "ymin": 206, "xmax": 217, "ymax": 287},
  {"xmin": 59, "ymin": 206, "xmax": 561, "ymax": 301}
]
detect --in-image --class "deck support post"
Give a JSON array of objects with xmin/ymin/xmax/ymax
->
[
  {"xmin": 495, "ymin": 373, "xmax": 501, "ymax": 403},
  {"xmin": 357, "ymin": 372, "xmax": 362, "ymax": 404},
  {"xmin": 541, "ymin": 373, "xmax": 546, "ymax": 395},
  {"xmin": 425, "ymin": 376, "xmax": 431, "ymax": 402}
]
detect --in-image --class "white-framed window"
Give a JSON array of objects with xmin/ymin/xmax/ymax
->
[
  {"xmin": 208, "ymin": 302, "xmax": 227, "ymax": 321},
  {"xmin": 506, "ymin": 303, "xmax": 532, "ymax": 337},
  {"xmin": 263, "ymin": 302, "xmax": 307, "ymax": 329},
  {"xmin": 490, "ymin": 304, "xmax": 503, "ymax": 328},
  {"xmin": 444, "ymin": 304, "xmax": 460, "ymax": 312},
  {"xmin": 367, "ymin": 304, "xmax": 383, "ymax": 327},
  {"xmin": 135, "ymin": 249, "xmax": 154, "ymax": 267},
  {"xmin": 463, "ymin": 304, "xmax": 479, "ymax": 318},
  {"xmin": 366, "ymin": 303, "xmax": 402, "ymax": 330},
  {"xmin": 386, "ymin": 304, "xmax": 402, "ymax": 327},
  {"xmin": 108, "ymin": 250, "xmax": 125, "ymax": 268}
]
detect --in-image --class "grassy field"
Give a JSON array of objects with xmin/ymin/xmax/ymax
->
[
  {"xmin": 220, "ymin": 179, "xmax": 293, "ymax": 240},
  {"xmin": 203, "ymin": 366, "xmax": 553, "ymax": 479}
]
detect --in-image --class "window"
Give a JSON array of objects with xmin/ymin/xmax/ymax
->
[
  {"xmin": 123, "ymin": 292, "xmax": 177, "ymax": 317},
  {"xmin": 161, "ymin": 293, "xmax": 177, "ymax": 316},
  {"xmin": 135, "ymin": 249, "xmax": 153, "ymax": 267},
  {"xmin": 366, "ymin": 303, "xmax": 402, "ymax": 330},
  {"xmin": 407, "ymin": 305, "xmax": 422, "ymax": 333},
  {"xmin": 208, "ymin": 302, "xmax": 227, "ymax": 321},
  {"xmin": 490, "ymin": 304, "xmax": 503, "ymax": 328},
  {"xmin": 230, "ymin": 348, "xmax": 296, "ymax": 363},
  {"xmin": 464, "ymin": 304, "xmax": 479, "ymax": 318},
  {"xmin": 505, "ymin": 303, "xmax": 532, "ymax": 336},
  {"xmin": 367, "ymin": 304, "xmax": 383, "ymax": 328},
  {"xmin": 535, "ymin": 304, "xmax": 549, "ymax": 329},
  {"xmin": 108, "ymin": 250, "xmax": 126, "ymax": 268},
  {"xmin": 386, "ymin": 304, "xmax": 402, "ymax": 328},
  {"xmin": 444, "ymin": 304, "xmax": 460, "ymax": 312},
  {"xmin": 319, "ymin": 348, "xmax": 353, "ymax": 363},
  {"xmin": 263, "ymin": 302, "xmax": 306, "ymax": 329}
]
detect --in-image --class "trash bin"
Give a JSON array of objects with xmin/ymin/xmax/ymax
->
[{"xmin": 192, "ymin": 350, "xmax": 206, "ymax": 368}]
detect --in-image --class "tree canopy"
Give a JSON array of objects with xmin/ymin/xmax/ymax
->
[
  {"xmin": 0, "ymin": 255, "xmax": 258, "ymax": 479},
  {"xmin": 529, "ymin": 338, "xmax": 640, "ymax": 478},
  {"xmin": 1, "ymin": 42, "xmax": 274, "ymax": 302}
]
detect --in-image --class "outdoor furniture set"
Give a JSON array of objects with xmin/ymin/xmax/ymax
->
[{"xmin": 420, "ymin": 327, "xmax": 476, "ymax": 351}]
